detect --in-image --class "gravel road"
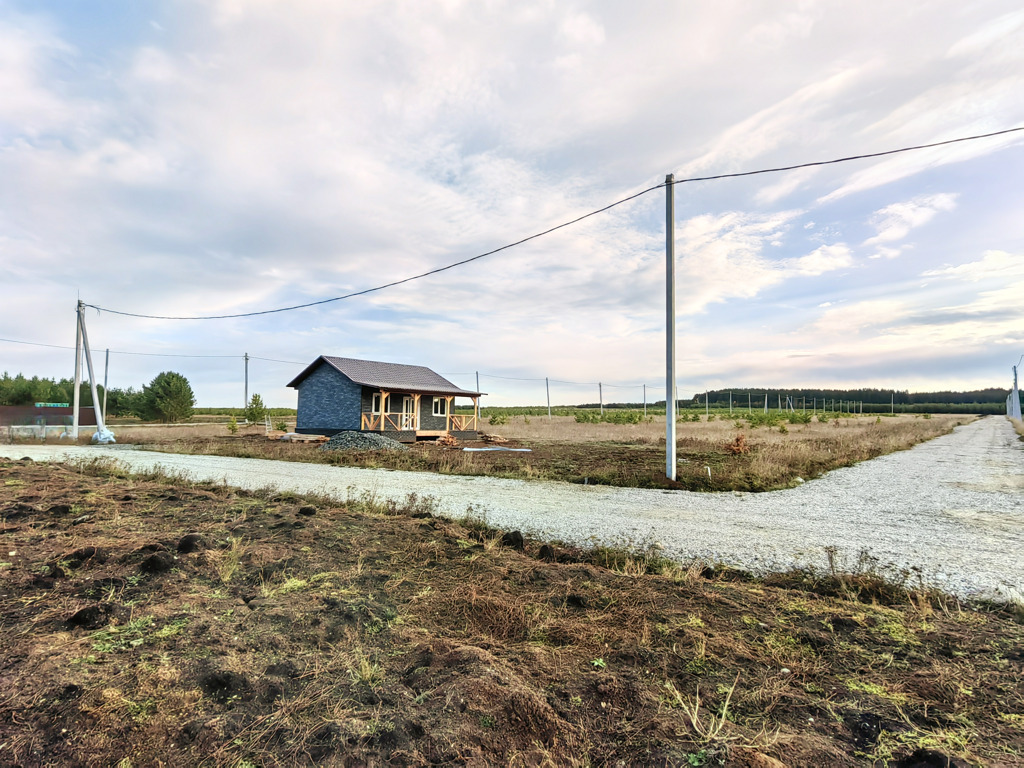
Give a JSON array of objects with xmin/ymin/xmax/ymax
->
[{"xmin": 3, "ymin": 417, "xmax": 1021, "ymax": 602}]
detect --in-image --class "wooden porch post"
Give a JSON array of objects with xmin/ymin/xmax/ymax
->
[
  {"xmin": 446, "ymin": 396, "xmax": 453, "ymax": 432},
  {"xmin": 380, "ymin": 391, "xmax": 389, "ymax": 431},
  {"xmin": 413, "ymin": 393, "xmax": 421, "ymax": 431}
]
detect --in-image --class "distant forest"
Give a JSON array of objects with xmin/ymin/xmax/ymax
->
[
  {"xmin": 692, "ymin": 387, "xmax": 1010, "ymax": 406},
  {"xmin": 0, "ymin": 372, "xmax": 152, "ymax": 417},
  {"xmin": 583, "ymin": 387, "xmax": 1014, "ymax": 415}
]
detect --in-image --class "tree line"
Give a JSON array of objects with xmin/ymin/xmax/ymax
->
[
  {"xmin": 691, "ymin": 387, "xmax": 1010, "ymax": 406},
  {"xmin": 0, "ymin": 371, "xmax": 196, "ymax": 423}
]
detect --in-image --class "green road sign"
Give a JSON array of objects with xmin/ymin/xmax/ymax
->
[{"xmin": 35, "ymin": 402, "xmax": 70, "ymax": 408}]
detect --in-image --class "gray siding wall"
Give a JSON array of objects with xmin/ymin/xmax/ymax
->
[
  {"xmin": 420, "ymin": 396, "xmax": 450, "ymax": 431},
  {"xmin": 295, "ymin": 364, "xmax": 362, "ymax": 432}
]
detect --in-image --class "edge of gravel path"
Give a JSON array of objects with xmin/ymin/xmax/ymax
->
[{"xmin": 1, "ymin": 418, "xmax": 1021, "ymax": 604}]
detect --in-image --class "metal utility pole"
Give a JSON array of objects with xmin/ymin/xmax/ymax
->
[
  {"xmin": 244, "ymin": 352, "xmax": 250, "ymax": 414},
  {"xmin": 599, "ymin": 383, "xmax": 603, "ymax": 416},
  {"xmin": 763, "ymin": 393, "xmax": 768, "ymax": 414},
  {"xmin": 102, "ymin": 348, "xmax": 109, "ymax": 424},
  {"xmin": 545, "ymin": 377, "xmax": 551, "ymax": 420},
  {"xmin": 78, "ymin": 308, "xmax": 113, "ymax": 441},
  {"xmin": 71, "ymin": 301, "xmax": 83, "ymax": 439},
  {"xmin": 665, "ymin": 173, "xmax": 677, "ymax": 480}
]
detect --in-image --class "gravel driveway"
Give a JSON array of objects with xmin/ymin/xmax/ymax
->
[{"xmin": 3, "ymin": 417, "xmax": 1021, "ymax": 602}]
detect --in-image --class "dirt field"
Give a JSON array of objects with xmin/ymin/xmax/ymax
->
[
  {"xmin": 104, "ymin": 413, "xmax": 971, "ymax": 492},
  {"xmin": 2, "ymin": 457, "xmax": 1022, "ymax": 767}
]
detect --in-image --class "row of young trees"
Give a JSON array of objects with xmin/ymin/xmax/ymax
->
[
  {"xmin": 692, "ymin": 387, "xmax": 1010, "ymax": 406},
  {"xmin": 0, "ymin": 371, "xmax": 197, "ymax": 423}
]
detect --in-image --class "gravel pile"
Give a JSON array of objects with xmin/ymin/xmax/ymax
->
[{"xmin": 318, "ymin": 431, "xmax": 409, "ymax": 452}]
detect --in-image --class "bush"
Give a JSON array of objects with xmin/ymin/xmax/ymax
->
[
  {"xmin": 136, "ymin": 372, "xmax": 195, "ymax": 423},
  {"xmin": 575, "ymin": 410, "xmax": 643, "ymax": 425},
  {"xmin": 227, "ymin": 416, "xmax": 239, "ymax": 434},
  {"xmin": 744, "ymin": 412, "xmax": 781, "ymax": 428},
  {"xmin": 488, "ymin": 413, "xmax": 508, "ymax": 426}
]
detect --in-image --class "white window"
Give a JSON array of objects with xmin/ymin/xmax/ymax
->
[
  {"xmin": 432, "ymin": 397, "xmax": 448, "ymax": 417},
  {"xmin": 371, "ymin": 393, "xmax": 382, "ymax": 414}
]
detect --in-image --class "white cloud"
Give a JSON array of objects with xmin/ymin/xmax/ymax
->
[
  {"xmin": 676, "ymin": 212, "xmax": 852, "ymax": 313},
  {"xmin": 863, "ymin": 193, "xmax": 958, "ymax": 247},
  {"xmin": 0, "ymin": 14, "xmax": 74, "ymax": 134},
  {"xmin": 790, "ymin": 244, "xmax": 853, "ymax": 276},
  {"xmin": 1, "ymin": 2, "xmax": 1023, "ymax": 403},
  {"xmin": 813, "ymin": 300, "xmax": 907, "ymax": 335},
  {"xmin": 922, "ymin": 249, "xmax": 1023, "ymax": 281}
]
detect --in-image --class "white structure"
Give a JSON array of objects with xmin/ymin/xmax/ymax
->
[{"xmin": 1008, "ymin": 363, "xmax": 1022, "ymax": 421}]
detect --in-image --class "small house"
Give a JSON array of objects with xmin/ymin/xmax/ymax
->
[{"xmin": 287, "ymin": 356, "xmax": 483, "ymax": 442}]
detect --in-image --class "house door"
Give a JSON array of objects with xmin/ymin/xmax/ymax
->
[{"xmin": 402, "ymin": 396, "xmax": 417, "ymax": 430}]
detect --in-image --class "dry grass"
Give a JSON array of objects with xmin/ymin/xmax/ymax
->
[
  {"xmin": 2, "ymin": 457, "xmax": 1022, "ymax": 767},
  {"xmin": 1009, "ymin": 416, "xmax": 1024, "ymax": 437},
  {"xmin": 497, "ymin": 412, "xmax": 960, "ymax": 446},
  {"xmin": 98, "ymin": 412, "xmax": 973, "ymax": 492}
]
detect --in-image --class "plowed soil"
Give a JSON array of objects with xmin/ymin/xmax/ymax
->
[{"xmin": 1, "ymin": 457, "xmax": 1022, "ymax": 767}]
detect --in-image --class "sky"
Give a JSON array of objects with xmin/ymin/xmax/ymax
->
[{"xmin": 1, "ymin": 0, "xmax": 1023, "ymax": 408}]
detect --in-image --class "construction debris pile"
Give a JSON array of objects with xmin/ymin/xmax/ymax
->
[{"xmin": 318, "ymin": 431, "xmax": 408, "ymax": 452}]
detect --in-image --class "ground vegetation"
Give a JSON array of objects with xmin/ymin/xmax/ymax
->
[{"xmin": 0, "ymin": 458, "xmax": 1020, "ymax": 766}]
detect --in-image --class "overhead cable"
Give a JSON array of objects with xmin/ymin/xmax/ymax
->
[
  {"xmin": 0, "ymin": 335, "xmax": 236, "ymax": 359},
  {"xmin": 70, "ymin": 123, "xmax": 1024, "ymax": 322},
  {"xmin": 668, "ymin": 126, "xmax": 1024, "ymax": 187},
  {"xmin": 83, "ymin": 184, "xmax": 662, "ymax": 321}
]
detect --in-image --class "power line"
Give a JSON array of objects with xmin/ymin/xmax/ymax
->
[
  {"xmin": 0, "ymin": 337, "xmax": 75, "ymax": 351},
  {"xmin": 110, "ymin": 350, "xmax": 238, "ymax": 359},
  {"xmin": 0, "ymin": 335, "xmax": 238, "ymax": 359},
  {"xmin": 83, "ymin": 125, "xmax": 1024, "ymax": 323},
  {"xmin": 248, "ymin": 356, "xmax": 307, "ymax": 365},
  {"xmin": 83, "ymin": 184, "xmax": 663, "ymax": 321},
  {"xmin": 668, "ymin": 125, "xmax": 1024, "ymax": 187},
  {"xmin": 479, "ymin": 373, "xmax": 548, "ymax": 382},
  {"xmin": 0, "ymin": 335, "xmax": 683, "ymax": 392}
]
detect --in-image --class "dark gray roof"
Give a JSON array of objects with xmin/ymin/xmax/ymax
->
[{"xmin": 287, "ymin": 356, "xmax": 482, "ymax": 397}]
